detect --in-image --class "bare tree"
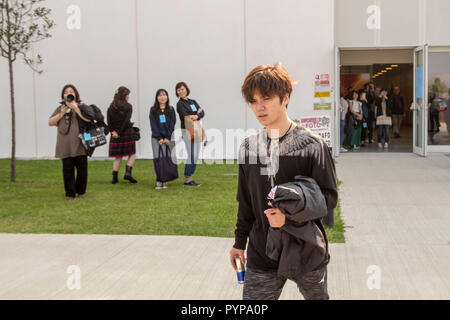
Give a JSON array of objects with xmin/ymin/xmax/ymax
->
[{"xmin": 0, "ymin": 0, "xmax": 54, "ymax": 182}]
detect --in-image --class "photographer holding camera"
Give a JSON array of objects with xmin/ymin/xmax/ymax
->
[{"xmin": 48, "ymin": 84, "xmax": 91, "ymax": 200}]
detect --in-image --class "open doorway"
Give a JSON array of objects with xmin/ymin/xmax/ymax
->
[{"xmin": 338, "ymin": 48, "xmax": 414, "ymax": 153}]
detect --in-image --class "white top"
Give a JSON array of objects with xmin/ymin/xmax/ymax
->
[{"xmin": 351, "ymin": 100, "xmax": 361, "ymax": 113}]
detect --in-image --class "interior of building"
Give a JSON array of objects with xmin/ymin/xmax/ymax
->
[{"xmin": 339, "ymin": 48, "xmax": 414, "ymax": 153}]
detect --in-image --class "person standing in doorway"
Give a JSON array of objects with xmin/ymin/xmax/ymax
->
[
  {"xmin": 343, "ymin": 90, "xmax": 363, "ymax": 150},
  {"xmin": 344, "ymin": 86, "xmax": 353, "ymax": 100},
  {"xmin": 390, "ymin": 86, "xmax": 405, "ymax": 138},
  {"xmin": 175, "ymin": 82, "xmax": 205, "ymax": 187},
  {"xmin": 107, "ymin": 86, "xmax": 138, "ymax": 184},
  {"xmin": 375, "ymin": 88, "xmax": 392, "ymax": 149},
  {"xmin": 375, "ymin": 87, "xmax": 381, "ymax": 99},
  {"xmin": 367, "ymin": 83, "xmax": 376, "ymax": 144},
  {"xmin": 339, "ymin": 91, "xmax": 349, "ymax": 153},
  {"xmin": 150, "ymin": 89, "xmax": 177, "ymax": 189},
  {"xmin": 48, "ymin": 84, "xmax": 91, "ymax": 200},
  {"xmin": 359, "ymin": 90, "xmax": 369, "ymax": 147},
  {"xmin": 230, "ymin": 63, "xmax": 338, "ymax": 300}
]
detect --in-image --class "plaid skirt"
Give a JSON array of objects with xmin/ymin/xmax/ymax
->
[{"xmin": 109, "ymin": 128, "xmax": 136, "ymax": 158}]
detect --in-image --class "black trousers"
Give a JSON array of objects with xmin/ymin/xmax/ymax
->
[
  {"xmin": 430, "ymin": 110, "xmax": 440, "ymax": 131},
  {"xmin": 62, "ymin": 156, "xmax": 88, "ymax": 197},
  {"xmin": 367, "ymin": 114, "xmax": 375, "ymax": 141}
]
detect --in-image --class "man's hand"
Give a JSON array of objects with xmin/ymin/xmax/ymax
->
[
  {"xmin": 189, "ymin": 115, "xmax": 198, "ymax": 121},
  {"xmin": 112, "ymin": 131, "xmax": 119, "ymax": 139},
  {"xmin": 229, "ymin": 247, "xmax": 246, "ymax": 271},
  {"xmin": 158, "ymin": 139, "xmax": 164, "ymax": 145},
  {"xmin": 163, "ymin": 139, "xmax": 170, "ymax": 145},
  {"xmin": 264, "ymin": 208, "xmax": 286, "ymax": 228}
]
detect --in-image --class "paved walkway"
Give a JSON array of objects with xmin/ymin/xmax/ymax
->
[{"xmin": 0, "ymin": 153, "xmax": 449, "ymax": 299}]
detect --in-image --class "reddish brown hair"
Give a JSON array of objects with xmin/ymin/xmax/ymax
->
[
  {"xmin": 111, "ymin": 86, "xmax": 130, "ymax": 108},
  {"xmin": 241, "ymin": 63, "xmax": 295, "ymax": 107},
  {"xmin": 175, "ymin": 82, "xmax": 190, "ymax": 98}
]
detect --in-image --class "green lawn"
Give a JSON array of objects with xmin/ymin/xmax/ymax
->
[{"xmin": 0, "ymin": 159, "xmax": 345, "ymax": 242}]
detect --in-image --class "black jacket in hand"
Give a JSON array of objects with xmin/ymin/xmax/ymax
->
[{"xmin": 266, "ymin": 175, "xmax": 329, "ymax": 278}]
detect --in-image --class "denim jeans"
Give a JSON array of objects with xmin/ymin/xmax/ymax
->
[
  {"xmin": 182, "ymin": 131, "xmax": 201, "ymax": 178},
  {"xmin": 377, "ymin": 125, "xmax": 390, "ymax": 144}
]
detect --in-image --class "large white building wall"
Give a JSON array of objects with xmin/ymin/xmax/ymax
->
[
  {"xmin": 245, "ymin": 0, "xmax": 335, "ymax": 131},
  {"xmin": 0, "ymin": 0, "xmax": 335, "ymax": 160}
]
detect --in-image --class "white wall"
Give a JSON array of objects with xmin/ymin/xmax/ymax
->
[
  {"xmin": 335, "ymin": 0, "xmax": 450, "ymax": 48},
  {"xmin": 0, "ymin": 0, "xmax": 335, "ymax": 159},
  {"xmin": 136, "ymin": 0, "xmax": 246, "ymax": 159},
  {"xmin": 245, "ymin": 0, "xmax": 335, "ymax": 129}
]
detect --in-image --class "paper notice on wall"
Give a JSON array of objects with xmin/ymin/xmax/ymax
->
[
  {"xmin": 314, "ymin": 74, "xmax": 332, "ymax": 110},
  {"xmin": 300, "ymin": 116, "xmax": 332, "ymax": 148}
]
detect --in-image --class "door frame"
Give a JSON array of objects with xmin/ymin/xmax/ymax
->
[
  {"xmin": 334, "ymin": 45, "xmax": 423, "ymax": 157},
  {"xmin": 333, "ymin": 47, "xmax": 341, "ymax": 158},
  {"xmin": 413, "ymin": 45, "xmax": 428, "ymax": 156},
  {"xmin": 426, "ymin": 46, "xmax": 450, "ymax": 153}
]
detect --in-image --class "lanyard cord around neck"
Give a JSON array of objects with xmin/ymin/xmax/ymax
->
[{"xmin": 266, "ymin": 121, "xmax": 294, "ymax": 188}]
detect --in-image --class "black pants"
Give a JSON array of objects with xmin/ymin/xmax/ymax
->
[
  {"xmin": 367, "ymin": 114, "xmax": 375, "ymax": 141},
  {"xmin": 62, "ymin": 156, "xmax": 88, "ymax": 197},
  {"xmin": 361, "ymin": 120, "xmax": 368, "ymax": 143},
  {"xmin": 243, "ymin": 266, "xmax": 329, "ymax": 300},
  {"xmin": 430, "ymin": 110, "xmax": 440, "ymax": 131}
]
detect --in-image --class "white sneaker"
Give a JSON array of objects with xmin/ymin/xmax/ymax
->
[
  {"xmin": 378, "ymin": 143, "xmax": 383, "ymax": 148},
  {"xmin": 155, "ymin": 181, "xmax": 163, "ymax": 190},
  {"xmin": 162, "ymin": 182, "xmax": 168, "ymax": 189},
  {"xmin": 340, "ymin": 147, "xmax": 348, "ymax": 153},
  {"xmin": 384, "ymin": 142, "xmax": 389, "ymax": 149}
]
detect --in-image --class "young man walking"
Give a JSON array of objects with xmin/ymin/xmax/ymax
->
[{"xmin": 230, "ymin": 64, "xmax": 338, "ymax": 300}]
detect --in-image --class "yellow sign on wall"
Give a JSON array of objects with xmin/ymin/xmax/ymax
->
[{"xmin": 314, "ymin": 74, "xmax": 332, "ymax": 110}]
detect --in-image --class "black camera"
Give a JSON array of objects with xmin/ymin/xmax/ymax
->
[{"xmin": 61, "ymin": 94, "xmax": 75, "ymax": 105}]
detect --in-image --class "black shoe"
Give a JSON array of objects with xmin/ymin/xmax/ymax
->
[
  {"xmin": 124, "ymin": 166, "xmax": 137, "ymax": 183},
  {"xmin": 111, "ymin": 171, "xmax": 119, "ymax": 184},
  {"xmin": 184, "ymin": 180, "xmax": 201, "ymax": 187}
]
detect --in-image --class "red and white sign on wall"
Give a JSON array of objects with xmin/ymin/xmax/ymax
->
[
  {"xmin": 314, "ymin": 74, "xmax": 331, "ymax": 110},
  {"xmin": 300, "ymin": 116, "xmax": 332, "ymax": 148}
]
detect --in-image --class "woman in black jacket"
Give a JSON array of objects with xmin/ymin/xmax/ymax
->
[
  {"xmin": 107, "ymin": 86, "xmax": 138, "ymax": 184},
  {"xmin": 150, "ymin": 89, "xmax": 177, "ymax": 189},
  {"xmin": 175, "ymin": 82, "xmax": 205, "ymax": 187}
]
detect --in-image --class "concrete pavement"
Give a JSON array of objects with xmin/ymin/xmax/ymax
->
[{"xmin": 0, "ymin": 152, "xmax": 449, "ymax": 299}]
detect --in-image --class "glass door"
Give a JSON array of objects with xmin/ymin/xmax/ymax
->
[
  {"xmin": 334, "ymin": 46, "xmax": 341, "ymax": 157},
  {"xmin": 413, "ymin": 45, "xmax": 428, "ymax": 156}
]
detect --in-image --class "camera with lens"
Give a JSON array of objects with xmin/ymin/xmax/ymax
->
[{"xmin": 61, "ymin": 94, "xmax": 75, "ymax": 105}]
